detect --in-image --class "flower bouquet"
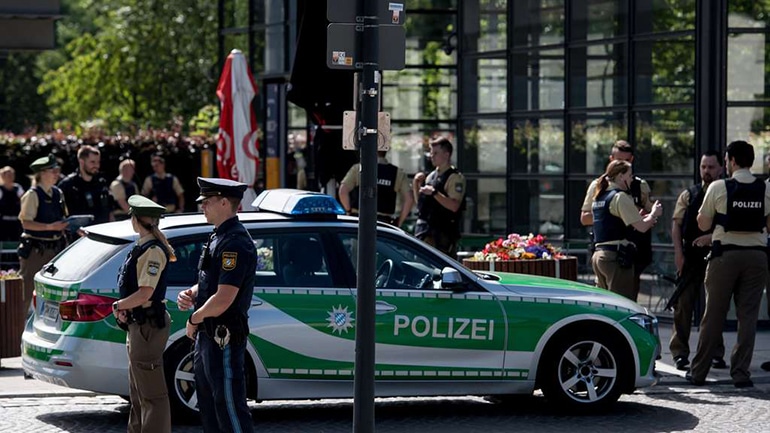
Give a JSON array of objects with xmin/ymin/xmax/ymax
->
[
  {"xmin": 0, "ymin": 269, "xmax": 21, "ymax": 280},
  {"xmin": 464, "ymin": 233, "xmax": 577, "ymax": 280},
  {"xmin": 256, "ymin": 247, "xmax": 274, "ymax": 271},
  {"xmin": 473, "ymin": 233, "xmax": 565, "ymax": 261}
]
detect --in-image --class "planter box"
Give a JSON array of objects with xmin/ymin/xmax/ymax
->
[
  {"xmin": 462, "ymin": 257, "xmax": 578, "ymax": 281},
  {"xmin": 0, "ymin": 278, "xmax": 25, "ymax": 359}
]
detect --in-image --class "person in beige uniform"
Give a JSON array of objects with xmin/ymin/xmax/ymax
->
[
  {"xmin": 141, "ymin": 154, "xmax": 185, "ymax": 213},
  {"xmin": 686, "ymin": 140, "xmax": 770, "ymax": 388},
  {"xmin": 668, "ymin": 150, "xmax": 726, "ymax": 371},
  {"xmin": 338, "ymin": 150, "xmax": 414, "ymax": 227},
  {"xmin": 113, "ymin": 195, "xmax": 176, "ymax": 433},
  {"xmin": 581, "ymin": 141, "xmax": 653, "ymax": 301},
  {"xmin": 18, "ymin": 155, "xmax": 69, "ymax": 309},
  {"xmin": 413, "ymin": 137, "xmax": 466, "ymax": 257},
  {"xmin": 590, "ymin": 160, "xmax": 662, "ymax": 299},
  {"xmin": 110, "ymin": 159, "xmax": 139, "ymax": 221}
]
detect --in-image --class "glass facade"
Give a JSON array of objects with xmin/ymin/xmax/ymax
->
[{"xmin": 219, "ymin": 0, "xmax": 770, "ymax": 314}]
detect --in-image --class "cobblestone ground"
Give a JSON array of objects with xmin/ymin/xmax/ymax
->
[{"xmin": 0, "ymin": 384, "xmax": 769, "ymax": 433}]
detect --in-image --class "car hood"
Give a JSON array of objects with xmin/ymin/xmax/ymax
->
[{"xmin": 483, "ymin": 271, "xmax": 648, "ymax": 315}]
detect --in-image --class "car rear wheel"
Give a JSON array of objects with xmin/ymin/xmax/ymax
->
[
  {"xmin": 163, "ymin": 339, "xmax": 199, "ymax": 422},
  {"xmin": 539, "ymin": 332, "xmax": 627, "ymax": 412}
]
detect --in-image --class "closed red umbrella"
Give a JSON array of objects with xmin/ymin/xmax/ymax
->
[{"xmin": 216, "ymin": 49, "xmax": 260, "ymax": 209}]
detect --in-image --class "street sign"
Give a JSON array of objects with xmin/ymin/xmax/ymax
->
[
  {"xmin": 342, "ymin": 111, "xmax": 391, "ymax": 150},
  {"xmin": 327, "ymin": 0, "xmax": 405, "ymax": 25},
  {"xmin": 327, "ymin": 24, "xmax": 405, "ymax": 70}
]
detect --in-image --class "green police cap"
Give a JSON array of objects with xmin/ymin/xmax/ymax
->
[
  {"xmin": 127, "ymin": 195, "xmax": 167, "ymax": 218},
  {"xmin": 29, "ymin": 154, "xmax": 59, "ymax": 173}
]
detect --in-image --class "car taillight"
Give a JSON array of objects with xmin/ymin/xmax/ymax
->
[
  {"xmin": 59, "ymin": 293, "xmax": 115, "ymax": 322},
  {"xmin": 32, "ymin": 290, "xmax": 37, "ymax": 310}
]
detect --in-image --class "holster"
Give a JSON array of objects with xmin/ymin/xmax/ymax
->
[
  {"xmin": 710, "ymin": 241, "xmax": 723, "ymax": 259},
  {"xmin": 17, "ymin": 238, "xmax": 32, "ymax": 259},
  {"xmin": 616, "ymin": 244, "xmax": 636, "ymax": 269}
]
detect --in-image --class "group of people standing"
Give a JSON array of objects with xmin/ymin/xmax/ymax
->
[
  {"xmin": 583, "ymin": 139, "xmax": 770, "ymax": 389},
  {"xmin": 337, "ymin": 136, "xmax": 467, "ymax": 257}
]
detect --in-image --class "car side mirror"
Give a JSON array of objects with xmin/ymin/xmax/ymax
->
[{"xmin": 440, "ymin": 267, "xmax": 464, "ymax": 290}]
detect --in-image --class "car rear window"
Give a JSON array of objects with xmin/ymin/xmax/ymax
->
[{"xmin": 43, "ymin": 236, "xmax": 126, "ymax": 281}]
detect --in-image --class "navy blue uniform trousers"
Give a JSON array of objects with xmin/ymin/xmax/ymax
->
[{"xmin": 194, "ymin": 332, "xmax": 253, "ymax": 433}]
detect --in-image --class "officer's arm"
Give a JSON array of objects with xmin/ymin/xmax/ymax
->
[
  {"xmin": 398, "ymin": 188, "xmax": 415, "ymax": 227},
  {"xmin": 338, "ymin": 183, "xmax": 353, "ymax": 214},
  {"xmin": 672, "ymin": 218, "xmax": 684, "ymax": 255},
  {"xmin": 580, "ymin": 211, "xmax": 593, "ymax": 226},
  {"xmin": 189, "ymin": 284, "xmax": 239, "ymax": 323},
  {"xmin": 697, "ymin": 213, "xmax": 713, "ymax": 232},
  {"xmin": 434, "ymin": 174, "xmax": 463, "ymax": 213},
  {"xmin": 115, "ymin": 287, "xmax": 154, "ymax": 310}
]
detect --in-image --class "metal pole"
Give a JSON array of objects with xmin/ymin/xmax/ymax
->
[{"xmin": 352, "ymin": 0, "xmax": 379, "ymax": 429}]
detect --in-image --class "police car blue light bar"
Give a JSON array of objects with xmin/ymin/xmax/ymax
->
[{"xmin": 252, "ymin": 189, "xmax": 346, "ymax": 215}]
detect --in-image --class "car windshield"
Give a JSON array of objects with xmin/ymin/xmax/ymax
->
[{"xmin": 43, "ymin": 236, "xmax": 126, "ymax": 281}]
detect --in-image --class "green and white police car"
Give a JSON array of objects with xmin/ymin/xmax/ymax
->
[{"xmin": 22, "ymin": 189, "xmax": 660, "ymax": 418}]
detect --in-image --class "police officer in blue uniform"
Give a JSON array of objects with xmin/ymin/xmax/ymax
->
[
  {"xmin": 113, "ymin": 195, "xmax": 175, "ymax": 433},
  {"xmin": 177, "ymin": 177, "xmax": 256, "ymax": 433}
]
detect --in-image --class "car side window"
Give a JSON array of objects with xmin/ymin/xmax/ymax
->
[
  {"xmin": 166, "ymin": 237, "xmax": 205, "ymax": 286},
  {"xmin": 250, "ymin": 232, "xmax": 334, "ymax": 288},
  {"xmin": 339, "ymin": 233, "xmax": 447, "ymax": 290}
]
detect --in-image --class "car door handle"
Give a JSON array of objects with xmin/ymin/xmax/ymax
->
[{"xmin": 375, "ymin": 301, "xmax": 397, "ymax": 315}]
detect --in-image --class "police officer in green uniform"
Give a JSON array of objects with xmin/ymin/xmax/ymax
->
[
  {"xmin": 413, "ymin": 137, "xmax": 466, "ymax": 257},
  {"xmin": 18, "ymin": 155, "xmax": 69, "ymax": 308},
  {"xmin": 669, "ymin": 151, "xmax": 726, "ymax": 371},
  {"xmin": 590, "ymin": 160, "xmax": 662, "ymax": 300},
  {"xmin": 177, "ymin": 177, "xmax": 256, "ymax": 433},
  {"xmin": 113, "ymin": 195, "xmax": 175, "ymax": 433},
  {"xmin": 687, "ymin": 140, "xmax": 770, "ymax": 388}
]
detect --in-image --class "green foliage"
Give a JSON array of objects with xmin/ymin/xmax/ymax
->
[
  {"xmin": 37, "ymin": 0, "xmax": 219, "ymax": 133},
  {"xmin": 189, "ymin": 104, "xmax": 220, "ymax": 138},
  {"xmin": 0, "ymin": 54, "xmax": 49, "ymax": 133}
]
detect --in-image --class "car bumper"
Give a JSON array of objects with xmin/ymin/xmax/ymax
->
[{"xmin": 21, "ymin": 328, "xmax": 130, "ymax": 395}]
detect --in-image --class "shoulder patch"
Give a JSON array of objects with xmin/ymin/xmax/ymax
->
[
  {"xmin": 455, "ymin": 183, "xmax": 463, "ymax": 193},
  {"xmin": 147, "ymin": 261, "xmax": 161, "ymax": 276},
  {"xmin": 222, "ymin": 252, "xmax": 238, "ymax": 271}
]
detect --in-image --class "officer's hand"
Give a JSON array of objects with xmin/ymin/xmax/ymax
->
[
  {"xmin": 177, "ymin": 289, "xmax": 195, "ymax": 311},
  {"xmin": 692, "ymin": 234, "xmax": 711, "ymax": 248},
  {"xmin": 651, "ymin": 200, "xmax": 663, "ymax": 217},
  {"xmin": 414, "ymin": 172, "xmax": 426, "ymax": 185},
  {"xmin": 674, "ymin": 250, "xmax": 684, "ymax": 276},
  {"xmin": 419, "ymin": 185, "xmax": 435, "ymax": 196},
  {"xmin": 185, "ymin": 320, "xmax": 197, "ymax": 340},
  {"xmin": 50, "ymin": 221, "xmax": 69, "ymax": 231}
]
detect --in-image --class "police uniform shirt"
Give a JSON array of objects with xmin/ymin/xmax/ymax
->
[
  {"xmin": 582, "ymin": 177, "xmax": 652, "ymax": 213},
  {"xmin": 141, "ymin": 174, "xmax": 185, "ymax": 198},
  {"xmin": 340, "ymin": 157, "xmax": 410, "ymax": 205},
  {"xmin": 435, "ymin": 166, "xmax": 466, "ymax": 202},
  {"xmin": 135, "ymin": 234, "xmax": 168, "ymax": 289},
  {"xmin": 594, "ymin": 182, "xmax": 643, "ymax": 246},
  {"xmin": 698, "ymin": 168, "xmax": 770, "ymax": 247},
  {"xmin": 18, "ymin": 186, "xmax": 68, "ymax": 225},
  {"xmin": 110, "ymin": 176, "xmax": 139, "ymax": 205}
]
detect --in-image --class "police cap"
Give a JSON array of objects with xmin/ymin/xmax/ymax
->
[
  {"xmin": 128, "ymin": 195, "xmax": 167, "ymax": 218},
  {"xmin": 29, "ymin": 154, "xmax": 59, "ymax": 173},
  {"xmin": 196, "ymin": 177, "xmax": 248, "ymax": 202}
]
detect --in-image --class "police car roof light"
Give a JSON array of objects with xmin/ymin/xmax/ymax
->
[{"xmin": 252, "ymin": 189, "xmax": 346, "ymax": 216}]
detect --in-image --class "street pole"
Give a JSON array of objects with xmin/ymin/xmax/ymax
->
[{"xmin": 352, "ymin": 0, "xmax": 379, "ymax": 430}]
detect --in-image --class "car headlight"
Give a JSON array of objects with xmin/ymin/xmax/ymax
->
[{"xmin": 628, "ymin": 313, "xmax": 659, "ymax": 338}]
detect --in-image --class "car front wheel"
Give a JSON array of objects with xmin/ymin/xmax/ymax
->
[{"xmin": 539, "ymin": 332, "xmax": 628, "ymax": 411}]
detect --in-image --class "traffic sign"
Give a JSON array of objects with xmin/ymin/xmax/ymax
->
[{"xmin": 327, "ymin": 24, "xmax": 405, "ymax": 70}]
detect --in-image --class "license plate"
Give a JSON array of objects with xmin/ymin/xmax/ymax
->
[{"xmin": 41, "ymin": 300, "xmax": 60, "ymax": 324}]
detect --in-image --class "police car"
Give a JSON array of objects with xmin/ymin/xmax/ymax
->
[{"xmin": 21, "ymin": 189, "xmax": 660, "ymax": 418}]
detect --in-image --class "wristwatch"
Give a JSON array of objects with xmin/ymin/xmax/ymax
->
[{"xmin": 112, "ymin": 301, "xmax": 120, "ymax": 312}]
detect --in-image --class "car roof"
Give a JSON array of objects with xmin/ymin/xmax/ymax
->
[{"xmin": 84, "ymin": 211, "xmax": 396, "ymax": 243}]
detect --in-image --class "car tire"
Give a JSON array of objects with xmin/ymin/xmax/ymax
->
[
  {"xmin": 163, "ymin": 338, "xmax": 199, "ymax": 422},
  {"xmin": 539, "ymin": 329, "xmax": 629, "ymax": 412}
]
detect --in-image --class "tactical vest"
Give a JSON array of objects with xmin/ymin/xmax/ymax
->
[
  {"xmin": 24, "ymin": 186, "xmax": 65, "ymax": 239},
  {"xmin": 592, "ymin": 189, "xmax": 630, "ymax": 243},
  {"xmin": 0, "ymin": 185, "xmax": 21, "ymax": 219},
  {"xmin": 151, "ymin": 174, "xmax": 177, "ymax": 207},
  {"xmin": 118, "ymin": 239, "xmax": 168, "ymax": 328},
  {"xmin": 715, "ymin": 178, "xmax": 766, "ymax": 232},
  {"xmin": 417, "ymin": 167, "xmax": 465, "ymax": 238},
  {"xmin": 60, "ymin": 172, "xmax": 112, "ymax": 224},
  {"xmin": 681, "ymin": 184, "xmax": 711, "ymax": 258},
  {"xmin": 350, "ymin": 163, "xmax": 398, "ymax": 215}
]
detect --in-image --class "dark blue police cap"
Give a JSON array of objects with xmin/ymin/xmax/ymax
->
[{"xmin": 196, "ymin": 177, "xmax": 248, "ymax": 202}]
